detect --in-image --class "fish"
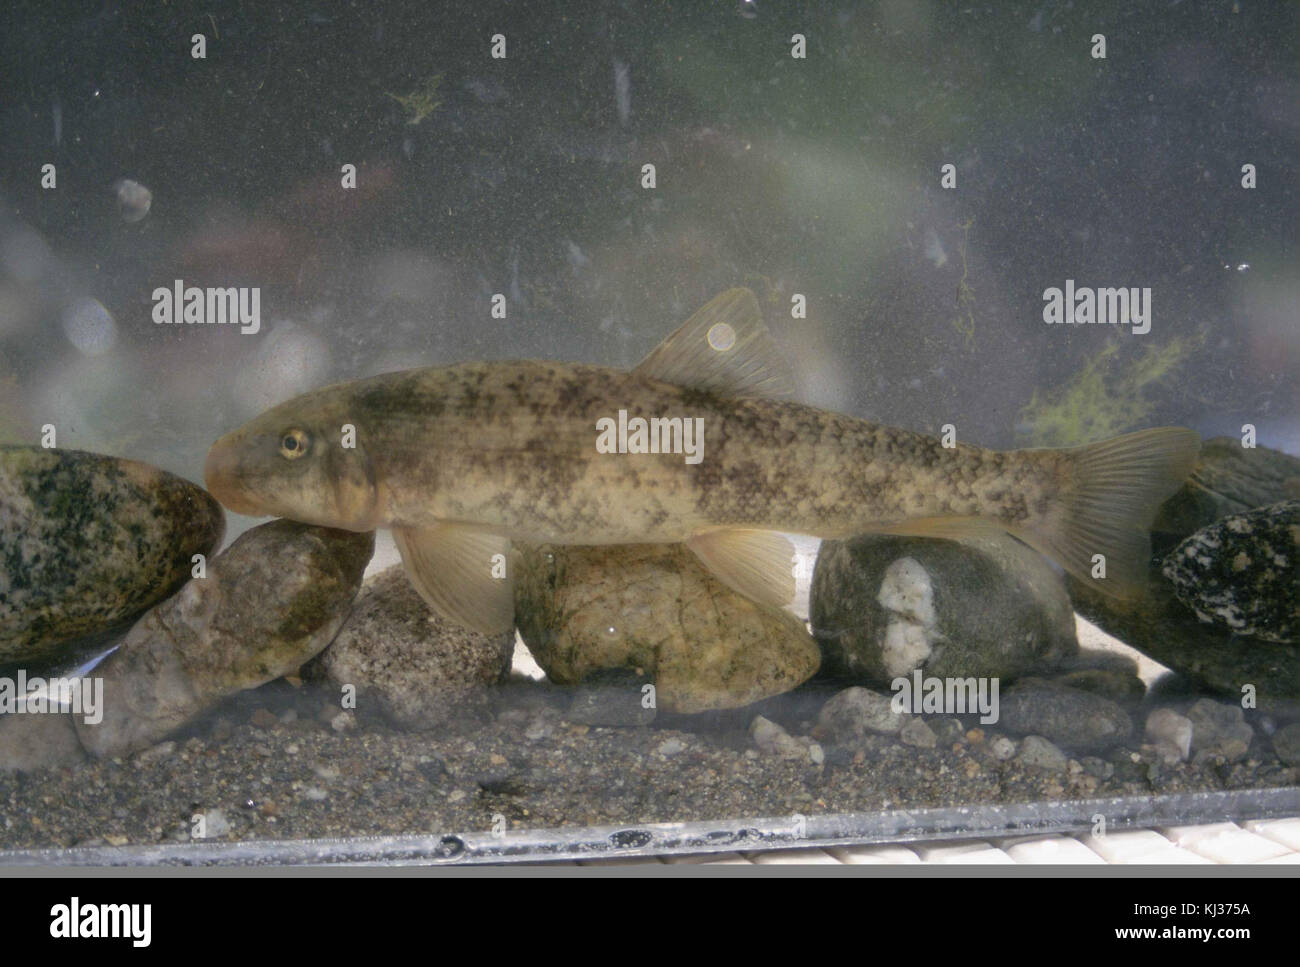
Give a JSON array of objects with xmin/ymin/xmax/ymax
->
[{"xmin": 204, "ymin": 288, "xmax": 1201, "ymax": 634}]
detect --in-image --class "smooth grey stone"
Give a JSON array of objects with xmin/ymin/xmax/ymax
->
[{"xmin": 997, "ymin": 679, "xmax": 1133, "ymax": 752}]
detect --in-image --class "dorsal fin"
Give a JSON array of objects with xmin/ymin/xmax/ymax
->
[{"xmin": 633, "ymin": 288, "xmax": 796, "ymax": 400}]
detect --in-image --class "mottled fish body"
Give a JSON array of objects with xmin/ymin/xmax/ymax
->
[{"xmin": 206, "ymin": 289, "xmax": 1200, "ymax": 633}]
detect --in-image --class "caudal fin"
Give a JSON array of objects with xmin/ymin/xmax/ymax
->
[{"xmin": 1029, "ymin": 427, "xmax": 1201, "ymax": 596}]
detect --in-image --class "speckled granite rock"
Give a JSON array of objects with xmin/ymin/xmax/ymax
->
[
  {"xmin": 1068, "ymin": 438, "xmax": 1300, "ymax": 707},
  {"xmin": 75, "ymin": 520, "xmax": 372, "ymax": 757},
  {"xmin": 0, "ymin": 446, "xmax": 224, "ymax": 664},
  {"xmin": 308, "ymin": 565, "xmax": 513, "ymax": 730},
  {"xmin": 997, "ymin": 679, "xmax": 1133, "ymax": 752},
  {"xmin": 514, "ymin": 543, "xmax": 820, "ymax": 714},
  {"xmin": 1162, "ymin": 499, "xmax": 1297, "ymax": 643},
  {"xmin": 811, "ymin": 531, "xmax": 1077, "ymax": 685}
]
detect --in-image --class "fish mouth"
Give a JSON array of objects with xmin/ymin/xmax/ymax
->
[{"xmin": 204, "ymin": 435, "xmax": 269, "ymax": 516}]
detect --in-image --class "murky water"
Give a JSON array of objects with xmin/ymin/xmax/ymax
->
[{"xmin": 0, "ymin": 1, "xmax": 1296, "ymax": 862}]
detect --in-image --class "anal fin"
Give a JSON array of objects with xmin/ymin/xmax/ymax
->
[
  {"xmin": 687, "ymin": 528, "xmax": 797, "ymax": 610},
  {"xmin": 392, "ymin": 523, "xmax": 515, "ymax": 635}
]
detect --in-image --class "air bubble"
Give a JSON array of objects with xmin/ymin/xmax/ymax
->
[
  {"xmin": 114, "ymin": 179, "xmax": 152, "ymax": 223},
  {"xmin": 707, "ymin": 322, "xmax": 736, "ymax": 351},
  {"xmin": 60, "ymin": 297, "xmax": 117, "ymax": 355}
]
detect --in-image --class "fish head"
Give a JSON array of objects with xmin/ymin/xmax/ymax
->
[{"xmin": 205, "ymin": 394, "xmax": 380, "ymax": 531}]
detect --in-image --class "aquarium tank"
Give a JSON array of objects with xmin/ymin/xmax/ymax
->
[{"xmin": 0, "ymin": 0, "xmax": 1296, "ymax": 866}]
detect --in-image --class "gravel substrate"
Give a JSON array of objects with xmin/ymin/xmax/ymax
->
[{"xmin": 1, "ymin": 677, "xmax": 1296, "ymax": 852}]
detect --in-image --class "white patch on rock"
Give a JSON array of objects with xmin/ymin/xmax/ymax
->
[
  {"xmin": 876, "ymin": 556, "xmax": 939, "ymax": 677},
  {"xmin": 877, "ymin": 557, "xmax": 936, "ymax": 625},
  {"xmin": 880, "ymin": 620, "xmax": 933, "ymax": 679}
]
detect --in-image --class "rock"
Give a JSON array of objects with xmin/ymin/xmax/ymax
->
[
  {"xmin": 1185, "ymin": 698, "xmax": 1254, "ymax": 762},
  {"xmin": 1069, "ymin": 438, "xmax": 1300, "ymax": 708},
  {"xmin": 989, "ymin": 735, "xmax": 1017, "ymax": 760},
  {"xmin": 0, "ymin": 445, "xmax": 224, "ymax": 664},
  {"xmin": 817, "ymin": 686, "xmax": 907, "ymax": 739},
  {"xmin": 75, "ymin": 520, "xmax": 372, "ymax": 757},
  {"xmin": 135, "ymin": 740, "xmax": 176, "ymax": 766},
  {"xmin": 309, "ymin": 565, "xmax": 513, "ymax": 730},
  {"xmin": 1152, "ymin": 437, "xmax": 1300, "ymax": 538},
  {"xmin": 1080, "ymin": 756, "xmax": 1114, "ymax": 780},
  {"xmin": 997, "ymin": 679, "xmax": 1133, "ymax": 752},
  {"xmin": 1018, "ymin": 735, "xmax": 1068, "ymax": 772},
  {"xmin": 1162, "ymin": 500, "xmax": 1297, "ymax": 644},
  {"xmin": 1273, "ymin": 723, "xmax": 1300, "ymax": 766},
  {"xmin": 1046, "ymin": 649, "xmax": 1146, "ymax": 704},
  {"xmin": 1144, "ymin": 708, "xmax": 1193, "ymax": 763},
  {"xmin": 899, "ymin": 717, "xmax": 937, "ymax": 749},
  {"xmin": 195, "ymin": 808, "xmax": 230, "ymax": 839},
  {"xmin": 811, "ymin": 531, "xmax": 1076, "ymax": 685},
  {"xmin": 750, "ymin": 715, "xmax": 820, "ymax": 763},
  {"xmin": 0, "ymin": 710, "xmax": 86, "ymax": 772},
  {"xmin": 515, "ymin": 543, "xmax": 820, "ymax": 713},
  {"xmin": 657, "ymin": 738, "xmax": 686, "ymax": 757}
]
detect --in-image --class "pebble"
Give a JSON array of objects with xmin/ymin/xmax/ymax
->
[
  {"xmin": 1185, "ymin": 698, "xmax": 1254, "ymax": 762},
  {"xmin": 1080, "ymin": 756, "xmax": 1114, "ymax": 780},
  {"xmin": 197, "ymin": 809, "xmax": 230, "ymax": 839},
  {"xmin": 135, "ymin": 740, "xmax": 176, "ymax": 767},
  {"xmin": 524, "ymin": 721, "xmax": 552, "ymax": 742},
  {"xmin": 989, "ymin": 736, "xmax": 1017, "ymax": 760},
  {"xmin": 1144, "ymin": 708, "xmax": 1193, "ymax": 763},
  {"xmin": 657, "ymin": 738, "xmax": 686, "ymax": 757},
  {"xmin": 1017, "ymin": 735, "xmax": 1068, "ymax": 772},
  {"xmin": 749, "ymin": 716, "xmax": 821, "ymax": 763},
  {"xmin": 899, "ymin": 717, "xmax": 938, "ymax": 749},
  {"xmin": 817, "ymin": 686, "xmax": 907, "ymax": 739}
]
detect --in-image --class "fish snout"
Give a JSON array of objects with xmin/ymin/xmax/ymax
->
[{"xmin": 204, "ymin": 436, "xmax": 265, "ymax": 516}]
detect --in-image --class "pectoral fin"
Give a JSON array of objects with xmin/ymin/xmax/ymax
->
[
  {"xmin": 392, "ymin": 523, "xmax": 515, "ymax": 635},
  {"xmin": 634, "ymin": 288, "xmax": 796, "ymax": 400},
  {"xmin": 687, "ymin": 527, "xmax": 798, "ymax": 610}
]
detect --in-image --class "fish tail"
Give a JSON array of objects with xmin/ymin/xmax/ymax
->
[{"xmin": 1025, "ymin": 427, "xmax": 1201, "ymax": 596}]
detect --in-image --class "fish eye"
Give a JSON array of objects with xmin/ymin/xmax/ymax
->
[{"xmin": 279, "ymin": 428, "xmax": 310, "ymax": 459}]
